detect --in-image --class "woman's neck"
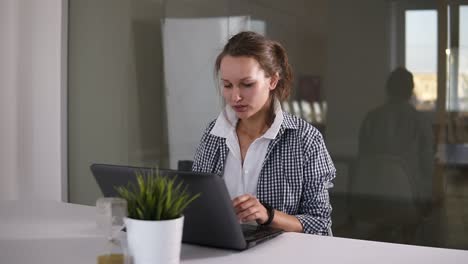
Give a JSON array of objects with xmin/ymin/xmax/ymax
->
[{"xmin": 237, "ymin": 97, "xmax": 274, "ymax": 138}]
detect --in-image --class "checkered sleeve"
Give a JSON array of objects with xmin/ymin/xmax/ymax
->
[
  {"xmin": 192, "ymin": 120, "xmax": 216, "ymax": 173},
  {"xmin": 295, "ymin": 132, "xmax": 336, "ymax": 235}
]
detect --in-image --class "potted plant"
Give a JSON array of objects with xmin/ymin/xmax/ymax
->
[{"xmin": 116, "ymin": 169, "xmax": 200, "ymax": 264}]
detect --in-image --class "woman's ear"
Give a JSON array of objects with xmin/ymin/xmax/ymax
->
[{"xmin": 269, "ymin": 72, "xmax": 280, "ymax": 91}]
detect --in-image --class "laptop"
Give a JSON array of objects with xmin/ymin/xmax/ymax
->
[{"xmin": 90, "ymin": 163, "xmax": 283, "ymax": 250}]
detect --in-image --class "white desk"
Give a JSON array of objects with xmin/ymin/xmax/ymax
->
[{"xmin": 1, "ymin": 200, "xmax": 468, "ymax": 264}]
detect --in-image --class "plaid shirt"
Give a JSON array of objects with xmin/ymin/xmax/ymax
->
[{"xmin": 192, "ymin": 112, "xmax": 336, "ymax": 235}]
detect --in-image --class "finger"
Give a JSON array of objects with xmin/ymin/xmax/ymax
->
[
  {"xmin": 241, "ymin": 212, "xmax": 261, "ymax": 222},
  {"xmin": 234, "ymin": 199, "xmax": 257, "ymax": 214},
  {"xmin": 237, "ymin": 206, "xmax": 260, "ymax": 220},
  {"xmin": 232, "ymin": 194, "xmax": 253, "ymax": 207}
]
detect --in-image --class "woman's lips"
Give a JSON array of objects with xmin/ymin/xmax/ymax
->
[{"xmin": 232, "ymin": 105, "xmax": 248, "ymax": 112}]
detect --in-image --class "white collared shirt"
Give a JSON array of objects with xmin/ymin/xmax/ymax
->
[{"xmin": 210, "ymin": 99, "xmax": 284, "ymax": 199}]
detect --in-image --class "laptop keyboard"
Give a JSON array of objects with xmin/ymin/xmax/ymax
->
[{"xmin": 241, "ymin": 224, "xmax": 278, "ymax": 240}]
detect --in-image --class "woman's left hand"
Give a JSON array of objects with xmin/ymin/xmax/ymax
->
[{"xmin": 232, "ymin": 194, "xmax": 268, "ymax": 224}]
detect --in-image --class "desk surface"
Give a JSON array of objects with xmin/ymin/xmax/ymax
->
[{"xmin": 1, "ymin": 200, "xmax": 468, "ymax": 264}]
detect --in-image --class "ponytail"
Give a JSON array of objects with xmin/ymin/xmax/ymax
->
[{"xmin": 272, "ymin": 42, "xmax": 293, "ymax": 101}]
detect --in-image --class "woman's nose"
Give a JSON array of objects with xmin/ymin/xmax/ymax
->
[{"xmin": 231, "ymin": 87, "xmax": 242, "ymax": 102}]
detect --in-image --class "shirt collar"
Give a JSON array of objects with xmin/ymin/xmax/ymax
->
[{"xmin": 210, "ymin": 98, "xmax": 284, "ymax": 140}]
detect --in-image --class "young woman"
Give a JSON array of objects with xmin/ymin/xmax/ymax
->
[{"xmin": 192, "ymin": 31, "xmax": 336, "ymax": 235}]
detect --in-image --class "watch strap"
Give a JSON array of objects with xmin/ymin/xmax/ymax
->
[{"xmin": 260, "ymin": 202, "xmax": 275, "ymax": 226}]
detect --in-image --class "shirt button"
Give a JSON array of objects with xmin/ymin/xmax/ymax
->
[{"xmin": 244, "ymin": 170, "xmax": 248, "ymax": 175}]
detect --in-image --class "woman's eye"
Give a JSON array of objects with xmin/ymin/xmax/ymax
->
[
  {"xmin": 243, "ymin": 83, "xmax": 254, "ymax": 87},
  {"xmin": 223, "ymin": 84, "xmax": 232, "ymax": 88}
]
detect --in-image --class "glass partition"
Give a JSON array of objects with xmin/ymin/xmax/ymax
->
[{"xmin": 68, "ymin": 0, "xmax": 468, "ymax": 250}]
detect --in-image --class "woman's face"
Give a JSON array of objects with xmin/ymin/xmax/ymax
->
[{"xmin": 220, "ymin": 56, "xmax": 277, "ymax": 121}]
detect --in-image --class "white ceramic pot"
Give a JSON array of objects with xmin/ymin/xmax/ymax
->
[{"xmin": 124, "ymin": 216, "xmax": 184, "ymax": 264}]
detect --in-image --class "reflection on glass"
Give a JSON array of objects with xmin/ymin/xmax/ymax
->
[
  {"xmin": 353, "ymin": 68, "xmax": 433, "ymax": 243},
  {"xmin": 405, "ymin": 10, "xmax": 437, "ymax": 111},
  {"xmin": 457, "ymin": 6, "xmax": 468, "ymax": 111},
  {"xmin": 67, "ymin": 0, "xmax": 468, "ymax": 251}
]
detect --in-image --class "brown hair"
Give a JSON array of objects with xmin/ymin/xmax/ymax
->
[{"xmin": 215, "ymin": 31, "xmax": 293, "ymax": 102}]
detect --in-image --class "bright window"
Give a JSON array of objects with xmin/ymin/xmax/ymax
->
[{"xmin": 405, "ymin": 10, "xmax": 438, "ymax": 111}]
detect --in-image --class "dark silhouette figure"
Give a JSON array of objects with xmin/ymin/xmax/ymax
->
[{"xmin": 352, "ymin": 67, "xmax": 433, "ymax": 243}]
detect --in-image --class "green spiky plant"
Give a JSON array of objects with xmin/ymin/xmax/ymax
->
[{"xmin": 115, "ymin": 169, "xmax": 200, "ymax": 220}]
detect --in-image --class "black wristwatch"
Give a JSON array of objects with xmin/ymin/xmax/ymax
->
[{"xmin": 260, "ymin": 202, "xmax": 275, "ymax": 226}]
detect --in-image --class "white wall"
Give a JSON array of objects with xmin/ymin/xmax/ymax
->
[{"xmin": 0, "ymin": 0, "xmax": 67, "ymax": 201}]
